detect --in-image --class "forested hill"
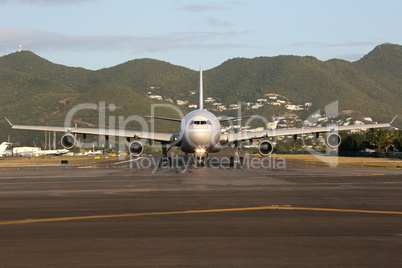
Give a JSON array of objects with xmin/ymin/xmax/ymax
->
[{"xmin": 0, "ymin": 43, "xmax": 401, "ymax": 142}]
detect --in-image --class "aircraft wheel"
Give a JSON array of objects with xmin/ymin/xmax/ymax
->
[
  {"xmin": 239, "ymin": 157, "xmax": 244, "ymax": 169},
  {"xmin": 158, "ymin": 157, "xmax": 172, "ymax": 167},
  {"xmin": 197, "ymin": 158, "xmax": 204, "ymax": 167}
]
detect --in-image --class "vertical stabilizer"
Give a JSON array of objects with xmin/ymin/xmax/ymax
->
[
  {"xmin": 0, "ymin": 142, "xmax": 12, "ymax": 155},
  {"xmin": 199, "ymin": 66, "xmax": 204, "ymax": 110}
]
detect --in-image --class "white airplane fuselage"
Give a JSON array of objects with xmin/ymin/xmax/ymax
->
[{"xmin": 179, "ymin": 109, "xmax": 221, "ymax": 154}]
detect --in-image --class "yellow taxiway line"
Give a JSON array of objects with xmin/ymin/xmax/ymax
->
[{"xmin": 1, "ymin": 206, "xmax": 401, "ymax": 226}]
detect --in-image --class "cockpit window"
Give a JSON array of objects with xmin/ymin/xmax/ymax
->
[{"xmin": 190, "ymin": 120, "xmax": 212, "ymax": 125}]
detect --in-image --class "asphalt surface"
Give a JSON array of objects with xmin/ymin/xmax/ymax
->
[{"xmin": 0, "ymin": 157, "xmax": 401, "ymax": 267}]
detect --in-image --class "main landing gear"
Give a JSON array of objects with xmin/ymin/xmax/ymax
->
[
  {"xmin": 158, "ymin": 143, "xmax": 172, "ymax": 167},
  {"xmin": 230, "ymin": 142, "xmax": 244, "ymax": 168}
]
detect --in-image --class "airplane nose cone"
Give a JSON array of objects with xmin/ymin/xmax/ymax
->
[{"xmin": 187, "ymin": 131, "xmax": 211, "ymax": 146}]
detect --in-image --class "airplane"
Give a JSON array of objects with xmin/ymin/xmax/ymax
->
[
  {"xmin": 83, "ymin": 150, "xmax": 103, "ymax": 156},
  {"xmin": 12, "ymin": 148, "xmax": 69, "ymax": 157},
  {"xmin": 34, "ymin": 149, "xmax": 69, "ymax": 156},
  {"xmin": 0, "ymin": 142, "xmax": 12, "ymax": 157},
  {"xmin": 4, "ymin": 67, "xmax": 397, "ymax": 166}
]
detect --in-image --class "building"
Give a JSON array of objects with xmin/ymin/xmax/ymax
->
[
  {"xmin": 285, "ymin": 104, "xmax": 304, "ymax": 111},
  {"xmin": 149, "ymin": 95, "xmax": 163, "ymax": 101},
  {"xmin": 177, "ymin": 100, "xmax": 188, "ymax": 105},
  {"xmin": 229, "ymin": 104, "xmax": 239, "ymax": 109},
  {"xmin": 251, "ymin": 103, "xmax": 263, "ymax": 109}
]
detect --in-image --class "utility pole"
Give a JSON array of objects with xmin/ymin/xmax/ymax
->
[{"xmin": 53, "ymin": 131, "xmax": 56, "ymax": 149}]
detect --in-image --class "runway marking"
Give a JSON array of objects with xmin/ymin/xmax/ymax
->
[
  {"xmin": 114, "ymin": 157, "xmax": 143, "ymax": 164},
  {"xmin": 0, "ymin": 178, "xmax": 196, "ymax": 185},
  {"xmin": 296, "ymin": 182, "xmax": 402, "ymax": 186},
  {"xmin": 1, "ymin": 206, "xmax": 401, "ymax": 226},
  {"xmin": 251, "ymin": 173, "xmax": 386, "ymax": 178}
]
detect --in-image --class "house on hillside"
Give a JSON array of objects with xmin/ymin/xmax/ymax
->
[
  {"xmin": 149, "ymin": 95, "xmax": 163, "ymax": 101},
  {"xmin": 177, "ymin": 100, "xmax": 188, "ymax": 105}
]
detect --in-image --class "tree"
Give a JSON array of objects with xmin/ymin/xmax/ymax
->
[
  {"xmin": 365, "ymin": 129, "xmax": 394, "ymax": 151},
  {"xmin": 339, "ymin": 132, "xmax": 366, "ymax": 152},
  {"xmin": 392, "ymin": 130, "xmax": 402, "ymax": 151}
]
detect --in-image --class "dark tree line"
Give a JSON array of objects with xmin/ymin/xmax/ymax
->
[{"xmin": 339, "ymin": 129, "xmax": 402, "ymax": 152}]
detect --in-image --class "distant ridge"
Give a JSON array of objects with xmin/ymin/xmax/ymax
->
[{"xmin": 0, "ymin": 43, "xmax": 401, "ymax": 142}]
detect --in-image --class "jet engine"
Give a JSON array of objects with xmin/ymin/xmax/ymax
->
[
  {"xmin": 129, "ymin": 140, "xmax": 144, "ymax": 157},
  {"xmin": 61, "ymin": 133, "xmax": 77, "ymax": 150},
  {"xmin": 325, "ymin": 132, "xmax": 341, "ymax": 149},
  {"xmin": 258, "ymin": 139, "xmax": 274, "ymax": 157}
]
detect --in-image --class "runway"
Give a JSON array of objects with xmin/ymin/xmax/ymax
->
[{"xmin": 0, "ymin": 157, "xmax": 401, "ymax": 267}]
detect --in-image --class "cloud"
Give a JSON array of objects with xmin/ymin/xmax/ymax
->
[
  {"xmin": 289, "ymin": 41, "xmax": 379, "ymax": 49},
  {"xmin": 0, "ymin": 28, "xmax": 252, "ymax": 54},
  {"xmin": 176, "ymin": 1, "xmax": 245, "ymax": 12},
  {"xmin": 334, "ymin": 53, "xmax": 366, "ymax": 61},
  {"xmin": 176, "ymin": 3, "xmax": 227, "ymax": 12},
  {"xmin": 0, "ymin": 0, "xmax": 94, "ymax": 5},
  {"xmin": 322, "ymin": 42, "xmax": 379, "ymax": 48},
  {"xmin": 207, "ymin": 17, "xmax": 232, "ymax": 27}
]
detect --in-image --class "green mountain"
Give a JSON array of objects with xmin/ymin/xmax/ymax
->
[{"xmin": 0, "ymin": 43, "xmax": 401, "ymax": 145}]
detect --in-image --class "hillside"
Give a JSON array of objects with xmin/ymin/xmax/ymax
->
[{"xmin": 0, "ymin": 43, "xmax": 401, "ymax": 145}]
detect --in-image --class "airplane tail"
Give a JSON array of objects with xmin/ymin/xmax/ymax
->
[
  {"xmin": 199, "ymin": 66, "xmax": 203, "ymax": 110},
  {"xmin": 0, "ymin": 142, "xmax": 12, "ymax": 155}
]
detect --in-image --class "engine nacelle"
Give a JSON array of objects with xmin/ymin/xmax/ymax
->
[
  {"xmin": 61, "ymin": 133, "xmax": 77, "ymax": 150},
  {"xmin": 258, "ymin": 139, "xmax": 274, "ymax": 157},
  {"xmin": 129, "ymin": 140, "xmax": 144, "ymax": 157},
  {"xmin": 325, "ymin": 132, "xmax": 341, "ymax": 149}
]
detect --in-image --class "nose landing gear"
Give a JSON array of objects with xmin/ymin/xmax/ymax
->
[{"xmin": 194, "ymin": 148, "xmax": 207, "ymax": 167}]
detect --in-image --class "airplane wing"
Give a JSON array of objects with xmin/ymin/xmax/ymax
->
[
  {"xmin": 5, "ymin": 117, "xmax": 175, "ymax": 142},
  {"xmin": 221, "ymin": 117, "xmax": 396, "ymax": 143},
  {"xmin": 219, "ymin": 115, "xmax": 258, "ymax": 123},
  {"xmin": 145, "ymin": 116, "xmax": 182, "ymax": 122}
]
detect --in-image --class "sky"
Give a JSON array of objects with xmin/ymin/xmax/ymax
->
[{"xmin": 0, "ymin": 0, "xmax": 401, "ymax": 70}]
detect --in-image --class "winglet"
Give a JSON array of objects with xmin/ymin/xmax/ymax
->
[
  {"xmin": 4, "ymin": 117, "xmax": 13, "ymax": 127},
  {"xmin": 390, "ymin": 115, "xmax": 398, "ymax": 125}
]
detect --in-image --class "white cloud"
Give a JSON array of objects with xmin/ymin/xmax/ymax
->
[
  {"xmin": 0, "ymin": 0, "xmax": 94, "ymax": 5},
  {"xmin": 207, "ymin": 17, "xmax": 232, "ymax": 27},
  {"xmin": 289, "ymin": 41, "xmax": 379, "ymax": 49},
  {"xmin": 176, "ymin": 4, "xmax": 227, "ymax": 12},
  {"xmin": 0, "ymin": 28, "xmax": 252, "ymax": 54}
]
